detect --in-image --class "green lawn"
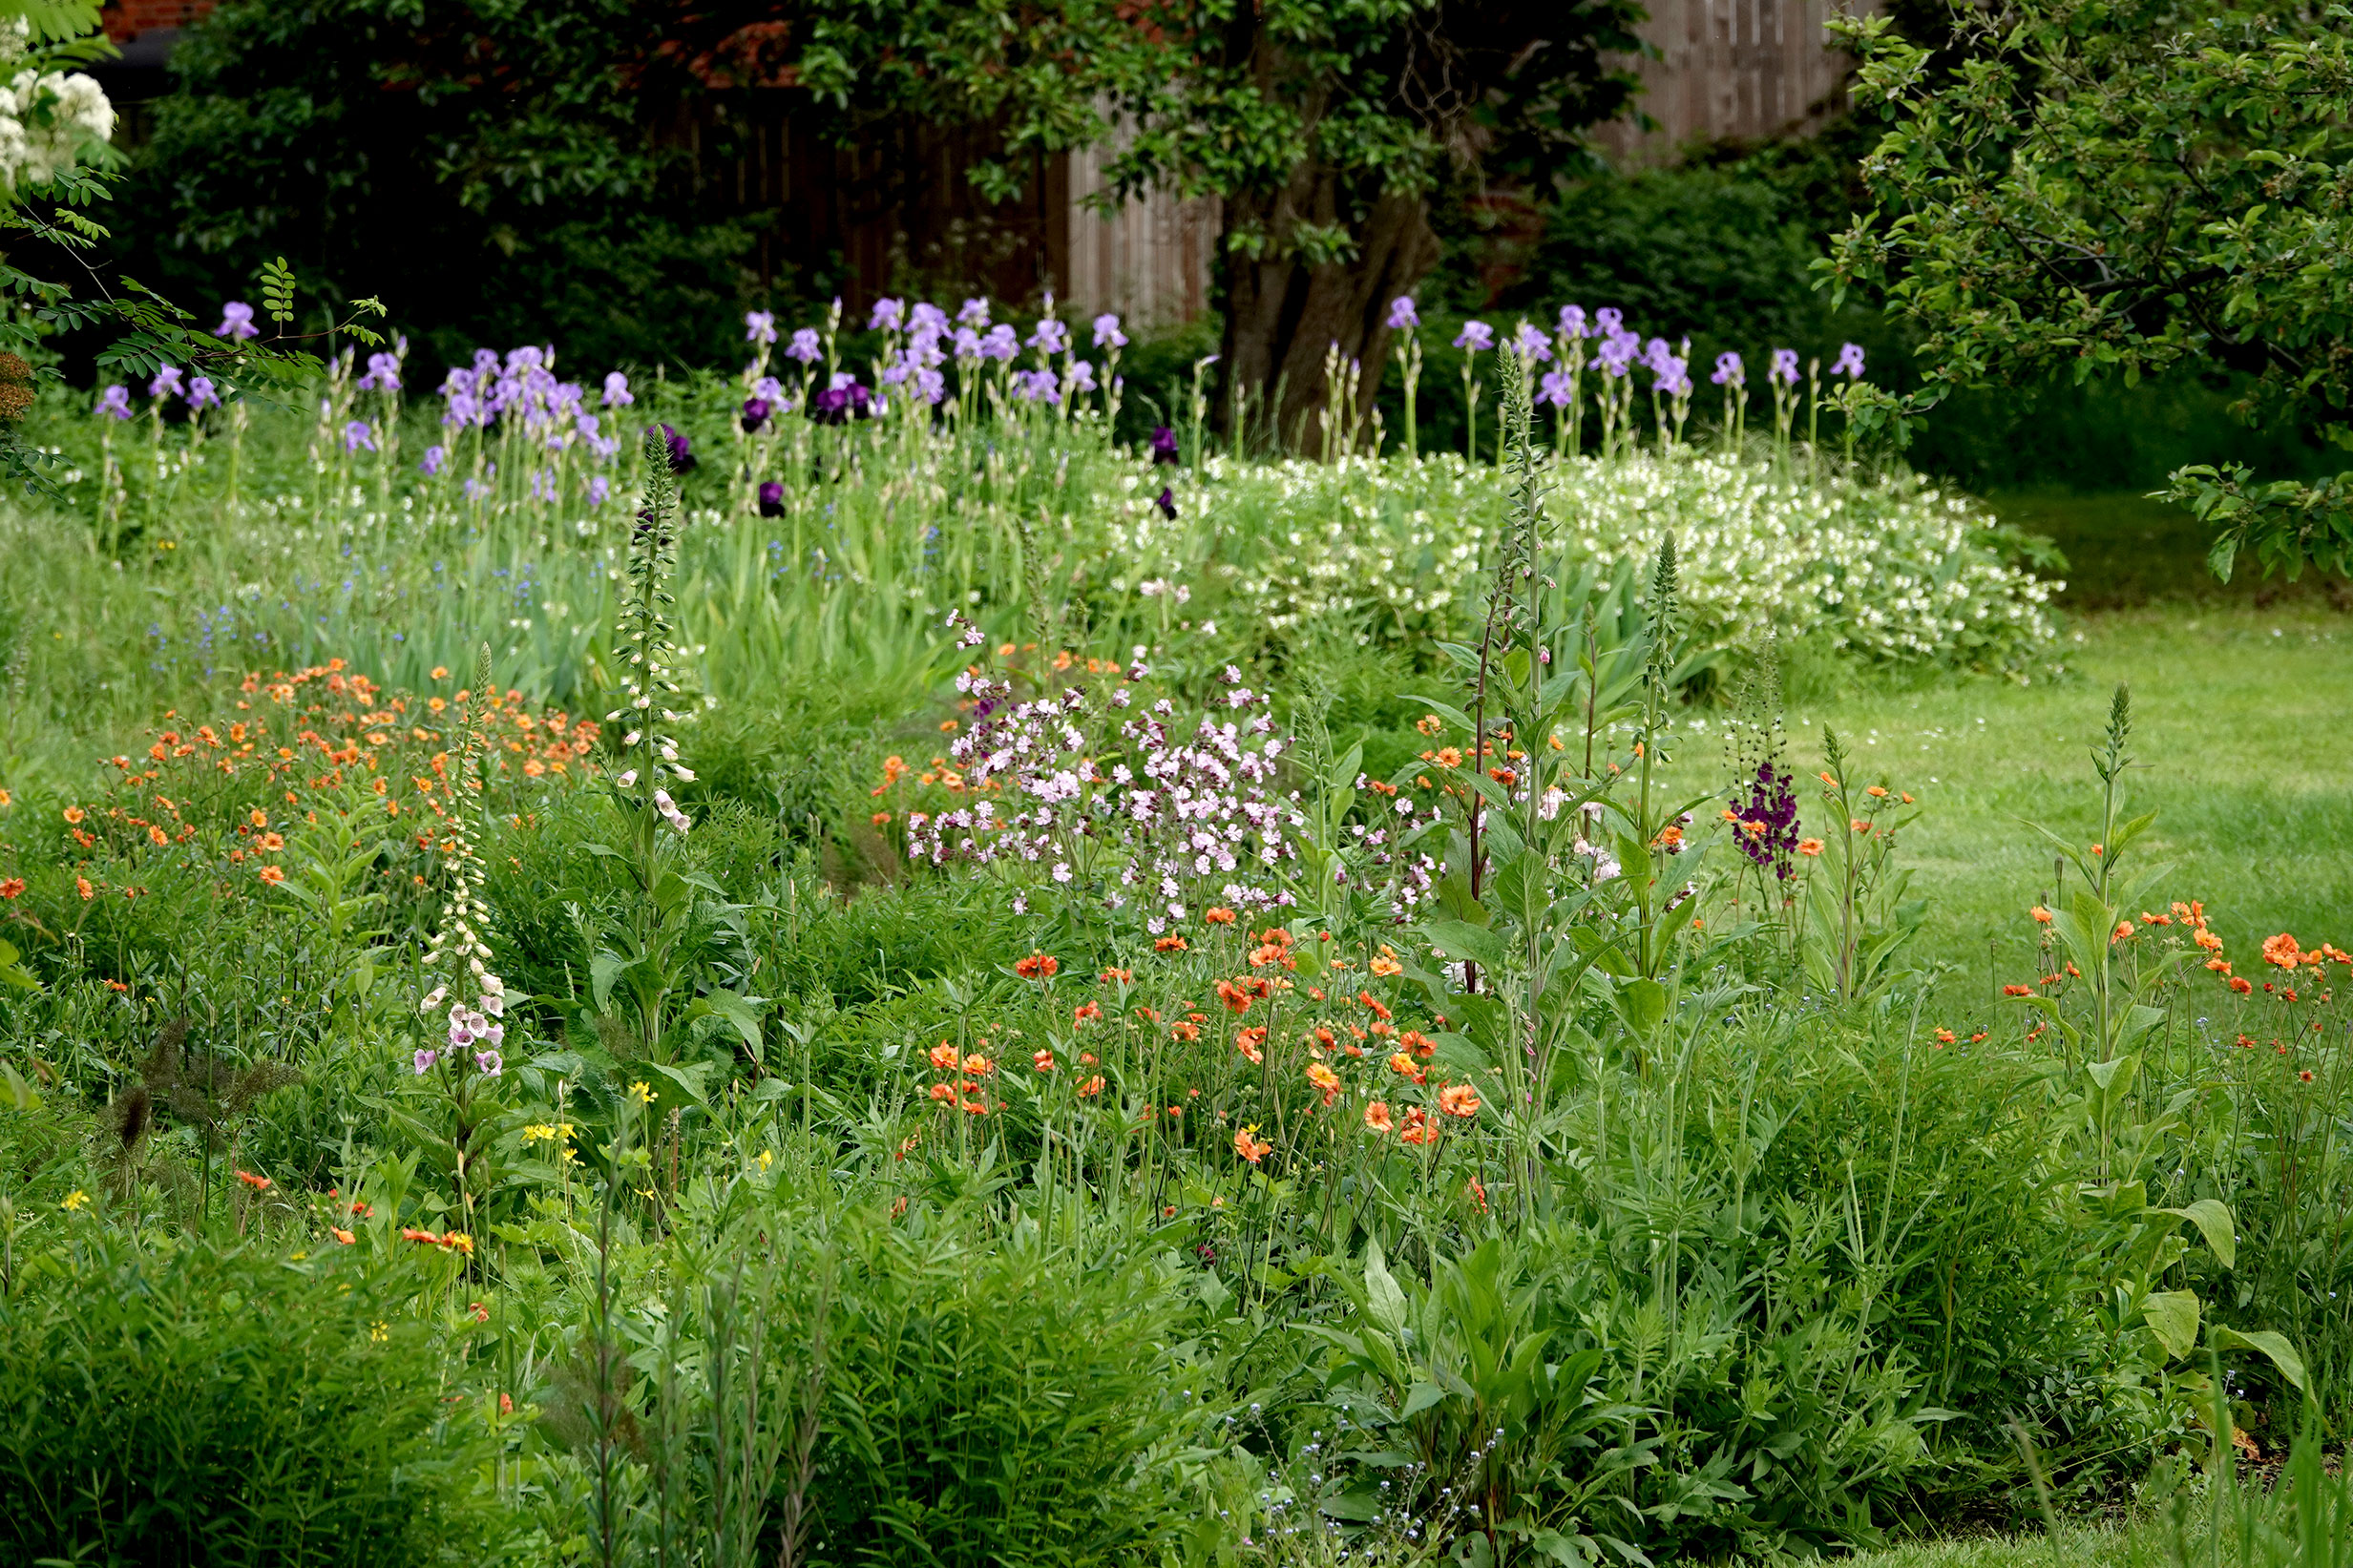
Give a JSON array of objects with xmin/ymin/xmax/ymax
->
[{"xmin": 1649, "ymin": 603, "xmax": 2353, "ymax": 1020}]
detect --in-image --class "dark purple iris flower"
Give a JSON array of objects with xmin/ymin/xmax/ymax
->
[
  {"xmin": 657, "ymin": 424, "xmax": 696, "ymax": 474},
  {"xmin": 1149, "ymin": 425, "xmax": 1181, "ymax": 466},
  {"xmin": 741, "ymin": 397, "xmax": 772, "ymax": 433},
  {"xmin": 757, "ymin": 481, "xmax": 785, "ymax": 517},
  {"xmin": 1154, "ymin": 487, "xmax": 1178, "ymax": 520},
  {"xmin": 807, "ymin": 382, "xmax": 873, "ymax": 426}
]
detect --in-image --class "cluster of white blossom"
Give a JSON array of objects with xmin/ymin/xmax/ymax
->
[
  {"xmin": 1124, "ymin": 450, "xmax": 2058, "ymax": 670},
  {"xmin": 904, "ymin": 659, "xmax": 1305, "ymax": 931},
  {"xmin": 0, "ymin": 30, "xmax": 113, "ymax": 199}
]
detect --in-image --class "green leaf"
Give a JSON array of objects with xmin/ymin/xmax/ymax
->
[
  {"xmin": 1400, "ymin": 1381, "xmax": 1449, "ymax": 1419},
  {"xmin": 2140, "ymin": 1289, "xmax": 2200, "ymax": 1359},
  {"xmin": 1423, "ymin": 918, "xmax": 1505, "ymax": 970},
  {"xmin": 589, "ymin": 951, "xmax": 636, "ymax": 1010},
  {"xmin": 1612, "ymin": 977, "xmax": 1668, "ymax": 1038},
  {"xmin": 2210, "ymin": 1327, "xmax": 2309, "ymax": 1398},
  {"xmin": 1364, "ymin": 1240, "xmax": 1408, "ymax": 1336},
  {"xmin": 2158, "ymin": 1199, "xmax": 2237, "ymax": 1270}
]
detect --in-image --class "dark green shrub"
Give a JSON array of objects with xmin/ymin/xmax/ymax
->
[
  {"xmin": 0, "ymin": 1237, "xmax": 506, "ymax": 1567},
  {"xmin": 812, "ymin": 1209, "xmax": 1201, "ymax": 1568}
]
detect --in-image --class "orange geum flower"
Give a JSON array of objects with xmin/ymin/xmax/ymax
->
[
  {"xmin": 1796, "ymin": 838, "xmax": 1823, "ymax": 857},
  {"xmin": 961, "ymin": 1054, "xmax": 994, "ymax": 1077},
  {"xmin": 331, "ymin": 1227, "xmax": 355, "ymax": 1245},
  {"xmin": 2002, "ymin": 984, "xmax": 2034, "ymax": 997},
  {"xmin": 1032, "ymin": 1049, "xmax": 1056, "ymax": 1073},
  {"xmin": 1233, "ymin": 1126, "xmax": 1271, "ymax": 1163},
  {"xmin": 1073, "ymin": 1002, "xmax": 1103, "ymax": 1025},
  {"xmin": 2031, "ymin": 906, "xmax": 2053, "ymax": 924},
  {"xmin": 1235, "ymin": 1026, "xmax": 1268, "ymax": 1064},
  {"xmin": 2207, "ymin": 958, "xmax": 2232, "ymax": 974},
  {"xmin": 929, "ymin": 1042, "xmax": 960, "ymax": 1071},
  {"xmin": 2111, "ymin": 922, "xmax": 2135, "ymax": 944},
  {"xmin": 259, "ymin": 866, "xmax": 286, "ymax": 885},
  {"xmin": 1435, "ymin": 746, "xmax": 1463, "ymax": 767},
  {"xmin": 235, "ymin": 1169, "xmax": 271, "ymax": 1191},
  {"xmin": 1865, "ymin": 785, "xmax": 1889, "ymax": 798},
  {"xmin": 1388, "ymin": 1051, "xmax": 1426, "ymax": 1084},
  {"xmin": 1358, "ymin": 992, "xmax": 1392, "ymax": 1021},
  {"xmin": 1307, "ymin": 1062, "xmax": 1341, "ymax": 1104},
  {"xmin": 1205, "ymin": 907, "xmax": 1236, "ymax": 926},
  {"xmin": 1851, "ymin": 819, "xmax": 1872, "ymax": 834},
  {"xmin": 1438, "ymin": 1083, "xmax": 1481, "ymax": 1118},
  {"xmin": 1170, "ymin": 1021, "xmax": 1200, "ymax": 1043},
  {"xmin": 1398, "ymin": 1107, "xmax": 1435, "ymax": 1145},
  {"xmin": 62, "ymin": 805, "xmax": 84, "ymax": 825},
  {"xmin": 2230, "ymin": 976, "xmax": 2254, "ymax": 994},
  {"xmin": 1215, "ymin": 978, "xmax": 1253, "ymax": 1014},
  {"xmin": 1076, "ymin": 1075, "xmax": 1103, "ymax": 1098},
  {"xmin": 1154, "ymin": 935, "xmax": 1188, "ymax": 952},
  {"xmin": 2262, "ymin": 932, "xmax": 2304, "ymax": 969},
  {"xmin": 928, "ymin": 1082, "xmax": 956, "ymax": 1102},
  {"xmin": 1935, "ymin": 1029, "xmax": 1957, "ymax": 1044},
  {"xmin": 1014, "ymin": 952, "xmax": 1060, "ymax": 980},
  {"xmin": 1100, "ymin": 967, "xmax": 1133, "ymax": 984},
  {"xmin": 1363, "ymin": 1100, "xmax": 1395, "ymax": 1134}
]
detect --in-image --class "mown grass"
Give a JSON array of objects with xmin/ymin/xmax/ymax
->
[{"xmin": 1628, "ymin": 604, "xmax": 2353, "ymax": 1019}]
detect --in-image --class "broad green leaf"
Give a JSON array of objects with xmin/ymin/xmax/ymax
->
[
  {"xmin": 589, "ymin": 951, "xmax": 636, "ymax": 1009},
  {"xmin": 1400, "ymin": 1381, "xmax": 1449, "ymax": 1419},
  {"xmin": 1612, "ymin": 977, "xmax": 1668, "ymax": 1038},
  {"xmin": 1423, "ymin": 919, "xmax": 1506, "ymax": 970},
  {"xmin": 2140, "ymin": 1289, "xmax": 2200, "ymax": 1359},
  {"xmin": 2210, "ymin": 1327, "xmax": 2309, "ymax": 1398},
  {"xmin": 1364, "ymin": 1240, "xmax": 1408, "ymax": 1336},
  {"xmin": 2159, "ymin": 1199, "xmax": 2237, "ymax": 1269}
]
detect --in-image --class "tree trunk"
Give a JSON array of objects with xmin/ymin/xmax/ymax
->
[{"xmin": 1215, "ymin": 179, "xmax": 1441, "ymax": 452}]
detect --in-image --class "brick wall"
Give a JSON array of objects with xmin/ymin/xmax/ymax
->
[{"xmin": 102, "ymin": 0, "xmax": 213, "ymax": 45}]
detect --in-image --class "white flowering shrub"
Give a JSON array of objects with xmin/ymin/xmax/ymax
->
[
  {"xmin": 1103, "ymin": 449, "xmax": 2059, "ymax": 670},
  {"xmin": 0, "ymin": 26, "xmax": 113, "ymax": 198},
  {"xmin": 902, "ymin": 656, "xmax": 1305, "ymax": 934}
]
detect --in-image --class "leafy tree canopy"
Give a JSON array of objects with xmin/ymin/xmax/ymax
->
[
  {"xmin": 775, "ymin": 0, "xmax": 1649, "ymax": 438},
  {"xmin": 1827, "ymin": 0, "xmax": 2353, "ymax": 580}
]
